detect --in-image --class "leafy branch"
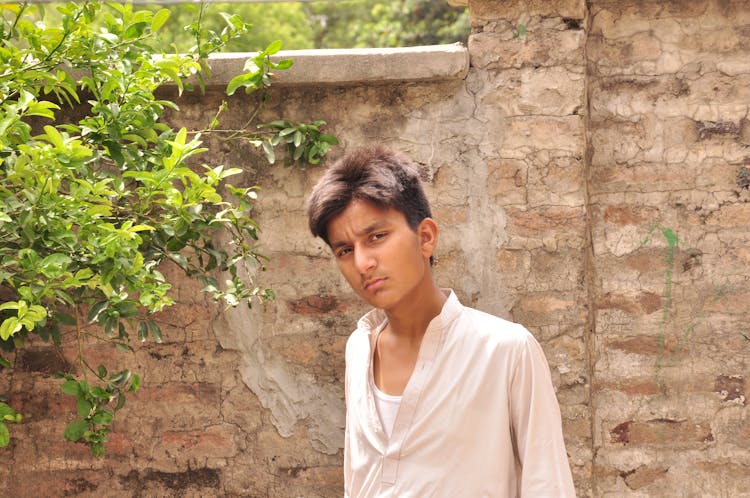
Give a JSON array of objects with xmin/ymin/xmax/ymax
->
[{"xmin": 0, "ymin": 1, "xmax": 336, "ymax": 455}]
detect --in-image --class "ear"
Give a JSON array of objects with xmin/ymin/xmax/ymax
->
[{"xmin": 416, "ymin": 217, "xmax": 439, "ymax": 261}]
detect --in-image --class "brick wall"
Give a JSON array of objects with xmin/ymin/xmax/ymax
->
[
  {"xmin": 588, "ymin": 1, "xmax": 750, "ymax": 496},
  {"xmin": 1, "ymin": 1, "xmax": 748, "ymax": 496}
]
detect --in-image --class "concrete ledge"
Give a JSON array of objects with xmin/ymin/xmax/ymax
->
[{"xmin": 206, "ymin": 43, "xmax": 469, "ymax": 87}]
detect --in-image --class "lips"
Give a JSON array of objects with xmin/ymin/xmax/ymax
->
[{"xmin": 363, "ymin": 277, "xmax": 386, "ymax": 292}]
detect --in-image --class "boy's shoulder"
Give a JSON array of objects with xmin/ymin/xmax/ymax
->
[{"xmin": 457, "ymin": 305, "xmax": 533, "ymax": 344}]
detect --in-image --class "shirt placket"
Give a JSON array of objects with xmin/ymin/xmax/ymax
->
[{"xmin": 379, "ymin": 319, "xmax": 443, "ymax": 488}]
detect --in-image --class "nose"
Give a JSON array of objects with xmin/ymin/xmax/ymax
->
[{"xmin": 354, "ymin": 246, "xmax": 376, "ymax": 275}]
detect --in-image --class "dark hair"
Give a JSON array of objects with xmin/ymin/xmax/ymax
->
[{"xmin": 307, "ymin": 145, "xmax": 432, "ymax": 245}]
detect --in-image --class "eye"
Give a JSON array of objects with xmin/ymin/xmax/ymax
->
[
  {"xmin": 370, "ymin": 232, "xmax": 387, "ymax": 242},
  {"xmin": 335, "ymin": 247, "xmax": 352, "ymax": 258}
]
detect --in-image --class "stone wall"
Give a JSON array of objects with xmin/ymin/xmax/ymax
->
[
  {"xmin": 587, "ymin": 1, "xmax": 750, "ymax": 496},
  {"xmin": 1, "ymin": 1, "xmax": 749, "ymax": 497}
]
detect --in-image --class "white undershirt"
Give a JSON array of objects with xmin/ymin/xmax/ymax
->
[{"xmin": 370, "ymin": 375, "xmax": 402, "ymax": 438}]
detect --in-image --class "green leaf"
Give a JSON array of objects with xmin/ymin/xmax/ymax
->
[
  {"xmin": 116, "ymin": 300, "xmax": 138, "ymax": 319},
  {"xmin": 109, "ymin": 370, "xmax": 131, "ymax": 387},
  {"xmin": 40, "ymin": 253, "xmax": 72, "ymax": 278},
  {"xmin": 261, "ymin": 141, "xmax": 275, "ymax": 164},
  {"xmin": 91, "ymin": 441, "xmax": 105, "ymax": 457},
  {"xmin": 64, "ymin": 419, "xmax": 89, "ymax": 442},
  {"xmin": 0, "ymin": 403, "xmax": 16, "ymax": 419},
  {"xmin": 319, "ymin": 133, "xmax": 339, "ymax": 144},
  {"xmin": 57, "ymin": 312, "xmax": 77, "ymax": 326},
  {"xmin": 77, "ymin": 397, "xmax": 93, "ymax": 418},
  {"xmin": 42, "ymin": 125, "xmax": 64, "ymax": 148},
  {"xmin": 0, "ymin": 422, "xmax": 9, "ymax": 447},
  {"xmin": 274, "ymin": 59, "xmax": 293, "ymax": 70},
  {"xmin": 92, "ymin": 410, "xmax": 113, "ymax": 425},
  {"xmin": 226, "ymin": 73, "xmax": 255, "ymax": 96},
  {"xmin": 0, "ymin": 318, "xmax": 21, "ymax": 341},
  {"xmin": 0, "ymin": 302, "xmax": 19, "ymax": 312},
  {"xmin": 61, "ymin": 380, "xmax": 80, "ymax": 396},
  {"xmin": 151, "ymin": 8, "xmax": 170, "ymax": 32},
  {"xmin": 90, "ymin": 387, "xmax": 109, "ymax": 399},
  {"xmin": 87, "ymin": 302, "xmax": 108, "ymax": 324},
  {"xmin": 265, "ymin": 40, "xmax": 283, "ymax": 55},
  {"xmin": 129, "ymin": 373, "xmax": 141, "ymax": 392},
  {"xmin": 149, "ymin": 321, "xmax": 163, "ymax": 343},
  {"xmin": 137, "ymin": 321, "xmax": 148, "ymax": 342}
]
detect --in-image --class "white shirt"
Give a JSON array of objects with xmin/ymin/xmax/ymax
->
[{"xmin": 344, "ymin": 290, "xmax": 576, "ymax": 498}]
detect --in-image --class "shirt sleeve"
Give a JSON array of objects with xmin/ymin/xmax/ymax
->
[
  {"xmin": 343, "ymin": 335, "xmax": 353, "ymax": 498},
  {"xmin": 509, "ymin": 332, "xmax": 577, "ymax": 497}
]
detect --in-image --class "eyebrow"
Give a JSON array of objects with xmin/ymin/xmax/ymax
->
[{"xmin": 330, "ymin": 220, "xmax": 389, "ymax": 250}]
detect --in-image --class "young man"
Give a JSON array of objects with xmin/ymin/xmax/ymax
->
[{"xmin": 307, "ymin": 146, "xmax": 576, "ymax": 497}]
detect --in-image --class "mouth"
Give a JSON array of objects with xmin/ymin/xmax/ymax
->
[{"xmin": 363, "ymin": 277, "xmax": 386, "ymax": 291}]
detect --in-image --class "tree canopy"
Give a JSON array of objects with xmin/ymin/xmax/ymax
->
[{"xmin": 28, "ymin": 1, "xmax": 469, "ymax": 51}]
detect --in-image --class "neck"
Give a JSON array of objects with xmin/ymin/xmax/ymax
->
[{"xmin": 384, "ymin": 283, "xmax": 446, "ymax": 343}]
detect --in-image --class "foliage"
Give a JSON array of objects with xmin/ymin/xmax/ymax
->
[
  {"xmin": 0, "ymin": 1, "xmax": 334, "ymax": 454},
  {"xmin": 29, "ymin": 1, "xmax": 469, "ymax": 51},
  {"xmin": 304, "ymin": 0, "xmax": 470, "ymax": 49},
  {"xmin": 256, "ymin": 119, "xmax": 338, "ymax": 166},
  {"xmin": 57, "ymin": 368, "xmax": 140, "ymax": 457},
  {"xmin": 0, "ymin": 401, "xmax": 22, "ymax": 447}
]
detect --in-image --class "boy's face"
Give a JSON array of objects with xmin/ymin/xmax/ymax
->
[{"xmin": 326, "ymin": 199, "xmax": 435, "ymax": 312}]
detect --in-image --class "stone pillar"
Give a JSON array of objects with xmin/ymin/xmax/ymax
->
[{"xmin": 466, "ymin": 1, "xmax": 592, "ymax": 495}]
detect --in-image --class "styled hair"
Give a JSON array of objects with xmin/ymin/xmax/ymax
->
[{"xmin": 307, "ymin": 145, "xmax": 432, "ymax": 246}]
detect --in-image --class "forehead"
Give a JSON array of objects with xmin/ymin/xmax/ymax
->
[{"xmin": 327, "ymin": 200, "xmax": 408, "ymax": 241}]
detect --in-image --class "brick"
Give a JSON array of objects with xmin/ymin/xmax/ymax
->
[
  {"xmin": 433, "ymin": 205, "xmax": 469, "ymax": 226},
  {"xmin": 500, "ymin": 116, "xmax": 584, "ymax": 154},
  {"xmin": 125, "ymin": 382, "xmax": 222, "ymax": 431},
  {"xmin": 120, "ymin": 467, "xmax": 222, "ymax": 497},
  {"xmin": 705, "ymin": 203, "xmax": 750, "ymax": 227},
  {"xmin": 481, "ymin": 67, "xmax": 584, "ymax": 117},
  {"xmin": 706, "ymin": 288, "xmax": 750, "ymax": 314},
  {"xmin": 158, "ymin": 424, "xmax": 238, "ymax": 461},
  {"xmin": 471, "ymin": 29, "xmax": 585, "ymax": 70},
  {"xmin": 620, "ymin": 465, "xmax": 669, "ymax": 490},
  {"xmin": 267, "ymin": 334, "xmax": 347, "ymax": 371},
  {"xmin": 510, "ymin": 292, "xmax": 586, "ymax": 327},
  {"xmin": 287, "ymin": 294, "xmax": 347, "ymax": 316},
  {"xmin": 495, "ymin": 249, "xmax": 531, "ymax": 288},
  {"xmin": 3, "ymin": 470, "xmax": 111, "ymax": 497},
  {"xmin": 595, "ymin": 378, "xmax": 662, "ymax": 396},
  {"xmin": 526, "ymin": 248, "xmax": 584, "ymax": 292},
  {"xmin": 505, "ymin": 206, "xmax": 585, "ymax": 237},
  {"xmin": 526, "ymin": 153, "xmax": 585, "ymax": 207},
  {"xmin": 596, "ymin": 292, "xmax": 663, "ymax": 315},
  {"xmin": 487, "ymin": 158, "xmax": 527, "ymax": 205},
  {"xmin": 605, "ymin": 336, "xmax": 690, "ymax": 357},
  {"xmin": 609, "ymin": 419, "xmax": 713, "ymax": 447},
  {"xmin": 471, "ymin": 0, "xmax": 586, "ymax": 20},
  {"xmin": 603, "ymin": 205, "xmax": 661, "ymax": 226}
]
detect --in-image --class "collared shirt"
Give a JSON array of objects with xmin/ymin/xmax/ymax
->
[{"xmin": 344, "ymin": 290, "xmax": 576, "ymax": 498}]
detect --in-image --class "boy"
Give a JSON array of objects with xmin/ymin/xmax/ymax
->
[{"xmin": 307, "ymin": 146, "xmax": 576, "ymax": 497}]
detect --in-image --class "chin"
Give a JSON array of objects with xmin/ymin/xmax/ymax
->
[{"xmin": 359, "ymin": 292, "xmax": 392, "ymax": 310}]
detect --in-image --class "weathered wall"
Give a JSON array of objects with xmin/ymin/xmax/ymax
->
[
  {"xmin": 587, "ymin": 1, "xmax": 750, "ymax": 496},
  {"xmin": 1, "ymin": 0, "xmax": 749, "ymax": 497}
]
